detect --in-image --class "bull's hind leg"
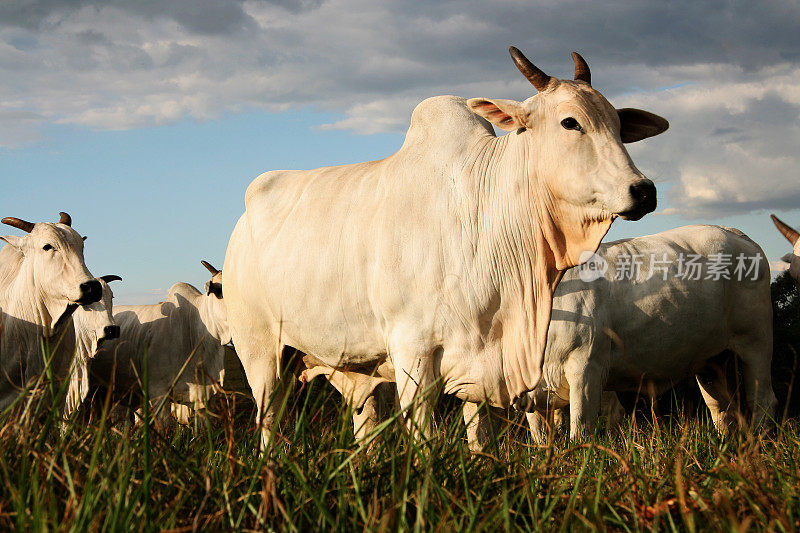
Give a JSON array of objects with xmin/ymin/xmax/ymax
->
[
  {"xmin": 353, "ymin": 393, "xmax": 380, "ymax": 441},
  {"xmin": 525, "ymin": 403, "xmax": 567, "ymax": 444},
  {"xmin": 734, "ymin": 339, "xmax": 778, "ymax": 429},
  {"xmin": 695, "ymin": 358, "xmax": 737, "ymax": 434},
  {"xmin": 526, "ymin": 411, "xmax": 550, "ymax": 445},
  {"xmin": 728, "ymin": 274, "xmax": 777, "ymax": 429},
  {"xmin": 463, "ymin": 401, "xmax": 501, "ymax": 452}
]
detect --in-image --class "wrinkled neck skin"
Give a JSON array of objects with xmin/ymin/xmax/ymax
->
[
  {"xmin": 456, "ymin": 129, "xmax": 613, "ymax": 402},
  {"xmin": 0, "ymin": 258, "xmax": 74, "ymax": 352},
  {"xmin": 71, "ymin": 309, "xmax": 99, "ymax": 363}
]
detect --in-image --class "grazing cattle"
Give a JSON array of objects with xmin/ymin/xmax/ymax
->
[
  {"xmin": 771, "ymin": 214, "xmax": 800, "ymax": 289},
  {"xmin": 225, "ymin": 46, "xmax": 668, "ymax": 447},
  {"xmin": 467, "ymin": 225, "xmax": 776, "ymax": 445},
  {"xmin": 86, "ymin": 261, "xmax": 230, "ymax": 426},
  {"xmin": 63, "ymin": 276, "xmax": 122, "ymax": 417},
  {"xmin": 0, "ymin": 212, "xmax": 103, "ymax": 411}
]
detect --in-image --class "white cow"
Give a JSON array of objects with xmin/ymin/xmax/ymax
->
[
  {"xmin": 771, "ymin": 214, "xmax": 800, "ymax": 289},
  {"xmin": 502, "ymin": 225, "xmax": 776, "ymax": 444},
  {"xmin": 224, "ymin": 47, "xmax": 668, "ymax": 447},
  {"xmin": 0, "ymin": 212, "xmax": 103, "ymax": 411},
  {"xmin": 63, "ymin": 276, "xmax": 121, "ymax": 417},
  {"xmin": 86, "ymin": 261, "xmax": 230, "ymax": 426}
]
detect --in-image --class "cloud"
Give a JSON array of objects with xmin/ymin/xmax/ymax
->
[
  {"xmin": 622, "ymin": 65, "xmax": 800, "ymax": 216},
  {"xmin": 770, "ymin": 260, "xmax": 789, "ymax": 272},
  {"xmin": 1, "ymin": 0, "xmax": 800, "ymax": 215}
]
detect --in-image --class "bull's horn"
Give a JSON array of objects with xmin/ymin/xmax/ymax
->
[
  {"xmin": 201, "ymin": 260, "xmax": 220, "ymax": 276},
  {"xmin": 2, "ymin": 217, "xmax": 35, "ymax": 233},
  {"xmin": 99, "ymin": 275, "xmax": 122, "ymax": 283},
  {"xmin": 571, "ymin": 51, "xmax": 591, "ymax": 85},
  {"xmin": 58, "ymin": 212, "xmax": 72, "ymax": 226},
  {"xmin": 509, "ymin": 46, "xmax": 553, "ymax": 92},
  {"xmin": 771, "ymin": 214, "xmax": 800, "ymax": 245}
]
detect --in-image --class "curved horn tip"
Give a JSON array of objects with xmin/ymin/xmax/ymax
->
[
  {"xmin": 58, "ymin": 212, "xmax": 72, "ymax": 226},
  {"xmin": 508, "ymin": 45, "xmax": 553, "ymax": 92},
  {"xmin": 201, "ymin": 260, "xmax": 220, "ymax": 275},
  {"xmin": 2, "ymin": 217, "xmax": 35, "ymax": 233},
  {"xmin": 771, "ymin": 214, "xmax": 800, "ymax": 245},
  {"xmin": 571, "ymin": 51, "xmax": 591, "ymax": 85},
  {"xmin": 99, "ymin": 274, "xmax": 122, "ymax": 283}
]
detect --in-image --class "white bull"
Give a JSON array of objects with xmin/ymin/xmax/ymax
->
[
  {"xmin": 86, "ymin": 261, "xmax": 230, "ymax": 426},
  {"xmin": 63, "ymin": 276, "xmax": 121, "ymax": 417},
  {"xmin": 0, "ymin": 212, "xmax": 103, "ymax": 412},
  {"xmin": 503, "ymin": 225, "xmax": 775, "ymax": 443},
  {"xmin": 224, "ymin": 47, "xmax": 668, "ymax": 447}
]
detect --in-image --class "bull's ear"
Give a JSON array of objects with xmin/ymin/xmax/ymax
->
[
  {"xmin": 0, "ymin": 235, "xmax": 23, "ymax": 251},
  {"xmin": 467, "ymin": 98, "xmax": 529, "ymax": 131},
  {"xmin": 782, "ymin": 253, "xmax": 795, "ymax": 263},
  {"xmin": 617, "ymin": 108, "xmax": 669, "ymax": 143}
]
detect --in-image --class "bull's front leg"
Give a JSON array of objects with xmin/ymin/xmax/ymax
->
[
  {"xmin": 564, "ymin": 359, "xmax": 604, "ymax": 440},
  {"xmin": 392, "ymin": 347, "xmax": 437, "ymax": 443}
]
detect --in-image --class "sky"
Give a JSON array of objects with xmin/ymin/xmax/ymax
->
[{"xmin": 1, "ymin": 0, "xmax": 800, "ymax": 304}]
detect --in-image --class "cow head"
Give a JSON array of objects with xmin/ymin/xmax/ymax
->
[
  {"xmin": 468, "ymin": 47, "xmax": 667, "ymax": 269},
  {"xmin": 772, "ymin": 214, "xmax": 800, "ymax": 289},
  {"xmin": 2, "ymin": 212, "xmax": 102, "ymax": 328},
  {"xmin": 201, "ymin": 260, "xmax": 231, "ymax": 345},
  {"xmin": 72, "ymin": 275, "xmax": 122, "ymax": 356}
]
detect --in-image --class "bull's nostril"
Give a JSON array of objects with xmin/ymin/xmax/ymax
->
[
  {"xmin": 104, "ymin": 325, "xmax": 120, "ymax": 340},
  {"xmin": 629, "ymin": 182, "xmax": 649, "ymax": 201},
  {"xmin": 78, "ymin": 279, "xmax": 102, "ymax": 304}
]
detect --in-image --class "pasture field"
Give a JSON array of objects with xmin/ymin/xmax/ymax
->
[
  {"xmin": 1, "ymin": 379, "xmax": 800, "ymax": 532},
  {"xmin": 1, "ymin": 273, "xmax": 799, "ymax": 532}
]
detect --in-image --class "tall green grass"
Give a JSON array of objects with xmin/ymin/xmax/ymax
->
[{"xmin": 1, "ymin": 362, "xmax": 799, "ymax": 532}]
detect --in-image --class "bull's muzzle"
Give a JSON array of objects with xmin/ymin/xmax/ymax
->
[
  {"xmin": 103, "ymin": 324, "xmax": 120, "ymax": 341},
  {"xmin": 76, "ymin": 279, "xmax": 102, "ymax": 305},
  {"xmin": 618, "ymin": 180, "xmax": 657, "ymax": 221}
]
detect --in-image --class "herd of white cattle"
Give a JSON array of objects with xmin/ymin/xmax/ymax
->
[{"xmin": 1, "ymin": 47, "xmax": 799, "ymax": 450}]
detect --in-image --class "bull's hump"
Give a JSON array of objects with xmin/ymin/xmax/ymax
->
[
  {"xmin": 168, "ymin": 282, "xmax": 201, "ymax": 299},
  {"xmin": 402, "ymin": 96, "xmax": 495, "ymax": 146},
  {"xmin": 244, "ymin": 96, "xmax": 494, "ymax": 211}
]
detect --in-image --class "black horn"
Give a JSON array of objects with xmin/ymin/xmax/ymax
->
[
  {"xmin": 572, "ymin": 51, "xmax": 591, "ymax": 85},
  {"xmin": 509, "ymin": 46, "xmax": 553, "ymax": 92},
  {"xmin": 2, "ymin": 217, "xmax": 35, "ymax": 233},
  {"xmin": 58, "ymin": 212, "xmax": 72, "ymax": 226},
  {"xmin": 201, "ymin": 260, "xmax": 220, "ymax": 276},
  {"xmin": 99, "ymin": 275, "xmax": 122, "ymax": 283}
]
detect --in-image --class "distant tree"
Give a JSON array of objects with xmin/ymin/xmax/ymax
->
[{"xmin": 771, "ymin": 271, "xmax": 800, "ymax": 419}]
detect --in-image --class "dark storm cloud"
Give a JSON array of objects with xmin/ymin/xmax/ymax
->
[
  {"xmin": 0, "ymin": 0, "xmax": 322, "ymax": 34},
  {"xmin": 0, "ymin": 0, "xmax": 799, "ymax": 216}
]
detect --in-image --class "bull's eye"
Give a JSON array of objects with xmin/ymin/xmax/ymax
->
[
  {"xmin": 561, "ymin": 117, "xmax": 582, "ymax": 131},
  {"xmin": 42, "ymin": 244, "xmax": 54, "ymax": 251}
]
